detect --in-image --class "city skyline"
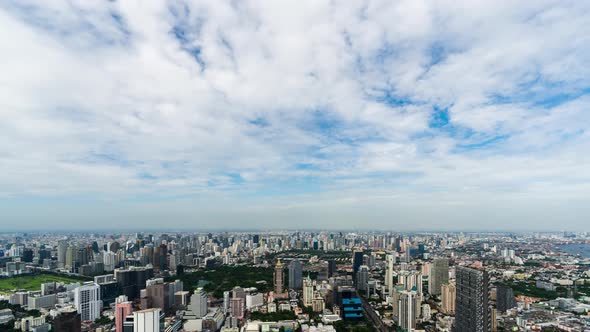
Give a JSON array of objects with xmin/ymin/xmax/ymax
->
[{"xmin": 1, "ymin": 1, "xmax": 589, "ymax": 230}]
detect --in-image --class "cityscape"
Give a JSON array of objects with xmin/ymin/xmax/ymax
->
[
  {"xmin": 1, "ymin": 231, "xmax": 590, "ymax": 331},
  {"xmin": 1, "ymin": 1, "xmax": 590, "ymax": 332}
]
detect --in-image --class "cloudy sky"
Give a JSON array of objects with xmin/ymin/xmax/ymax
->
[{"xmin": 1, "ymin": 1, "xmax": 589, "ymax": 231}]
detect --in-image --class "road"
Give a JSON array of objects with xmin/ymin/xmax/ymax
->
[{"xmin": 360, "ymin": 297, "xmax": 391, "ymax": 332}]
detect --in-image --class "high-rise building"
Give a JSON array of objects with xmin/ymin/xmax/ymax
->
[
  {"xmin": 133, "ymin": 308, "xmax": 162, "ymax": 332},
  {"xmin": 53, "ymin": 309, "xmax": 81, "ymax": 332},
  {"xmin": 74, "ymin": 282, "xmax": 102, "ymax": 322},
  {"xmin": 143, "ymin": 282, "xmax": 171, "ymax": 312},
  {"xmin": 496, "ymin": 285, "xmax": 516, "ymax": 313},
  {"xmin": 441, "ymin": 282, "xmax": 456, "ymax": 314},
  {"xmin": 189, "ymin": 288, "xmax": 208, "ymax": 318},
  {"xmin": 222, "ymin": 291, "xmax": 230, "ymax": 313},
  {"xmin": 454, "ymin": 266, "xmax": 490, "ymax": 332},
  {"xmin": 399, "ymin": 271, "xmax": 423, "ymax": 297},
  {"xmin": 66, "ymin": 245, "xmax": 78, "ymax": 273},
  {"xmin": 115, "ymin": 296, "xmax": 133, "ymax": 332},
  {"xmin": 385, "ymin": 254, "xmax": 395, "ymax": 295},
  {"xmin": 303, "ymin": 276, "xmax": 314, "ymax": 307},
  {"xmin": 398, "ymin": 290, "xmax": 418, "ymax": 331},
  {"xmin": 288, "ymin": 259, "xmax": 303, "ymax": 290},
  {"xmin": 115, "ymin": 267, "xmax": 154, "ymax": 301},
  {"xmin": 57, "ymin": 240, "xmax": 67, "ymax": 268},
  {"xmin": 352, "ymin": 250, "xmax": 364, "ymax": 280},
  {"xmin": 428, "ymin": 259, "xmax": 449, "ymax": 296},
  {"xmin": 357, "ymin": 265, "xmax": 369, "ymax": 292},
  {"xmin": 229, "ymin": 298, "xmax": 244, "ymax": 319},
  {"xmin": 274, "ymin": 260, "xmax": 284, "ymax": 294},
  {"xmin": 327, "ymin": 260, "xmax": 337, "ymax": 277}
]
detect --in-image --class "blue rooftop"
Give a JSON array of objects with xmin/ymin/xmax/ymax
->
[{"xmin": 342, "ymin": 298, "xmax": 362, "ymax": 305}]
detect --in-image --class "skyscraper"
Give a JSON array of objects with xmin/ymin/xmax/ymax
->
[
  {"xmin": 385, "ymin": 254, "xmax": 395, "ymax": 295},
  {"xmin": 115, "ymin": 296, "xmax": 133, "ymax": 332},
  {"xmin": 189, "ymin": 288, "xmax": 208, "ymax": 318},
  {"xmin": 115, "ymin": 267, "xmax": 154, "ymax": 301},
  {"xmin": 454, "ymin": 266, "xmax": 490, "ymax": 332},
  {"xmin": 229, "ymin": 297, "xmax": 244, "ymax": 319},
  {"xmin": 496, "ymin": 285, "xmax": 516, "ymax": 313},
  {"xmin": 288, "ymin": 259, "xmax": 303, "ymax": 290},
  {"xmin": 428, "ymin": 259, "xmax": 449, "ymax": 296},
  {"xmin": 398, "ymin": 290, "xmax": 418, "ymax": 331},
  {"xmin": 223, "ymin": 291, "xmax": 230, "ymax": 313},
  {"xmin": 327, "ymin": 259, "xmax": 337, "ymax": 277},
  {"xmin": 74, "ymin": 282, "xmax": 102, "ymax": 322},
  {"xmin": 53, "ymin": 309, "xmax": 81, "ymax": 332},
  {"xmin": 133, "ymin": 308, "xmax": 162, "ymax": 332},
  {"xmin": 441, "ymin": 282, "xmax": 456, "ymax": 314},
  {"xmin": 357, "ymin": 265, "xmax": 369, "ymax": 292},
  {"xmin": 57, "ymin": 240, "xmax": 67, "ymax": 268},
  {"xmin": 274, "ymin": 260, "xmax": 285, "ymax": 294},
  {"xmin": 303, "ymin": 276, "xmax": 314, "ymax": 307},
  {"xmin": 352, "ymin": 250, "xmax": 363, "ymax": 280}
]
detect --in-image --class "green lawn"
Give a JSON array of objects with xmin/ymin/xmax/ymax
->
[{"xmin": 0, "ymin": 274, "xmax": 82, "ymax": 292}]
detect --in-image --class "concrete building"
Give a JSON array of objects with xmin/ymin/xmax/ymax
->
[
  {"xmin": 74, "ymin": 282, "xmax": 102, "ymax": 322},
  {"xmin": 398, "ymin": 290, "xmax": 418, "ymax": 331},
  {"xmin": 455, "ymin": 266, "xmax": 490, "ymax": 332},
  {"xmin": 115, "ymin": 296, "xmax": 133, "ymax": 332},
  {"xmin": 288, "ymin": 259, "xmax": 303, "ymax": 289},
  {"xmin": 274, "ymin": 260, "xmax": 285, "ymax": 294},
  {"xmin": 188, "ymin": 288, "xmax": 208, "ymax": 318},
  {"xmin": 428, "ymin": 259, "xmax": 449, "ymax": 296},
  {"xmin": 441, "ymin": 282, "xmax": 456, "ymax": 314},
  {"xmin": 133, "ymin": 308, "xmax": 162, "ymax": 332},
  {"xmin": 229, "ymin": 297, "xmax": 244, "ymax": 319}
]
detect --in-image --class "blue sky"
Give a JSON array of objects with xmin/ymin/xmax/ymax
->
[{"xmin": 0, "ymin": 1, "xmax": 589, "ymax": 231}]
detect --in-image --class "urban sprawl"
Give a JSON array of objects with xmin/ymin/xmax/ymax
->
[{"xmin": 1, "ymin": 231, "xmax": 590, "ymax": 332}]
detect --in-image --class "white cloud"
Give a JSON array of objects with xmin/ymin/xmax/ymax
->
[{"xmin": 0, "ymin": 0, "xmax": 589, "ymax": 229}]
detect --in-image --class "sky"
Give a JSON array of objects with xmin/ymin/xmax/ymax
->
[{"xmin": 1, "ymin": 1, "xmax": 589, "ymax": 231}]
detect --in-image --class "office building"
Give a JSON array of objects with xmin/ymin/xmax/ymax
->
[
  {"xmin": 496, "ymin": 285, "xmax": 516, "ymax": 313},
  {"xmin": 115, "ymin": 267, "xmax": 154, "ymax": 301},
  {"xmin": 303, "ymin": 276, "xmax": 314, "ymax": 307},
  {"xmin": 189, "ymin": 288, "xmax": 208, "ymax": 318},
  {"xmin": 74, "ymin": 282, "xmax": 102, "ymax": 322},
  {"xmin": 116, "ymin": 296, "xmax": 133, "ymax": 332},
  {"xmin": 133, "ymin": 308, "xmax": 162, "ymax": 332},
  {"xmin": 352, "ymin": 250, "xmax": 363, "ymax": 280},
  {"xmin": 274, "ymin": 260, "xmax": 285, "ymax": 294},
  {"xmin": 357, "ymin": 265, "xmax": 369, "ymax": 292},
  {"xmin": 454, "ymin": 266, "xmax": 490, "ymax": 332},
  {"xmin": 398, "ymin": 290, "xmax": 418, "ymax": 331},
  {"xmin": 441, "ymin": 282, "xmax": 456, "ymax": 314},
  {"xmin": 229, "ymin": 297, "xmax": 244, "ymax": 319},
  {"xmin": 53, "ymin": 309, "xmax": 81, "ymax": 332},
  {"xmin": 288, "ymin": 259, "xmax": 303, "ymax": 289},
  {"xmin": 428, "ymin": 259, "xmax": 449, "ymax": 296},
  {"xmin": 385, "ymin": 254, "xmax": 395, "ymax": 295}
]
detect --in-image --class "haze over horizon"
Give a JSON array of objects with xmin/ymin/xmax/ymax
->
[{"xmin": 1, "ymin": 1, "xmax": 589, "ymax": 231}]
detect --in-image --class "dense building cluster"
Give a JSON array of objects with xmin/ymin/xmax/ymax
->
[{"xmin": 0, "ymin": 231, "xmax": 589, "ymax": 331}]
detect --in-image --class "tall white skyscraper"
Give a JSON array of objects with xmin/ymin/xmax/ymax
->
[
  {"xmin": 133, "ymin": 308, "xmax": 161, "ymax": 332},
  {"xmin": 223, "ymin": 291, "xmax": 230, "ymax": 313},
  {"xmin": 303, "ymin": 276, "xmax": 314, "ymax": 307},
  {"xmin": 74, "ymin": 282, "xmax": 102, "ymax": 322},
  {"xmin": 385, "ymin": 254, "xmax": 395, "ymax": 295},
  {"xmin": 189, "ymin": 288, "xmax": 208, "ymax": 318},
  {"xmin": 398, "ymin": 290, "xmax": 418, "ymax": 332},
  {"xmin": 103, "ymin": 251, "xmax": 116, "ymax": 272}
]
